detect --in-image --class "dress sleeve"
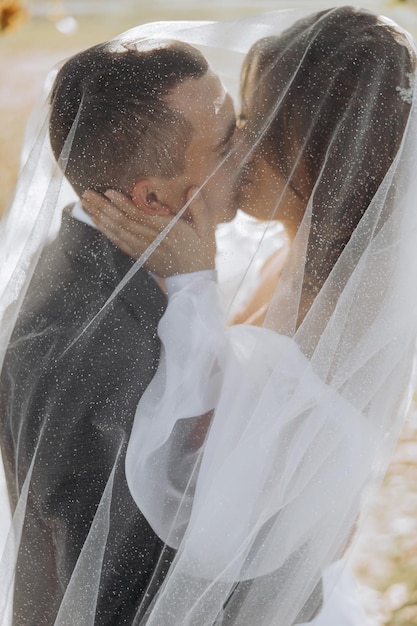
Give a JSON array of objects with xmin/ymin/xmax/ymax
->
[
  {"xmin": 161, "ymin": 269, "xmax": 225, "ymax": 416},
  {"xmin": 125, "ymin": 270, "xmax": 228, "ymax": 547}
]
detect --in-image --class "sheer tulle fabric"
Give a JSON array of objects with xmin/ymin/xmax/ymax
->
[{"xmin": 0, "ymin": 7, "xmax": 416, "ymax": 626}]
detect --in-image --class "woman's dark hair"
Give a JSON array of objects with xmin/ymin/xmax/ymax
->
[{"xmin": 241, "ymin": 6, "xmax": 415, "ymax": 310}]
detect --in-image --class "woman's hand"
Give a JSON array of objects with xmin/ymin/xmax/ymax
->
[{"xmin": 81, "ymin": 187, "xmax": 216, "ymax": 277}]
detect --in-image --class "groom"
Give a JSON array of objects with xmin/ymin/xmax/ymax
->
[{"xmin": 0, "ymin": 39, "xmax": 236, "ymax": 624}]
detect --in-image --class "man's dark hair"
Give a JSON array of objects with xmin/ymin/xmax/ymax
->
[{"xmin": 49, "ymin": 40, "xmax": 209, "ymax": 196}]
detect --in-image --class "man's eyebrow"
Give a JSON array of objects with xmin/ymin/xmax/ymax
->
[{"xmin": 216, "ymin": 120, "xmax": 237, "ymax": 150}]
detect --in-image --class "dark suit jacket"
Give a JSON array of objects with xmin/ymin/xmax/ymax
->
[{"xmin": 0, "ymin": 212, "xmax": 174, "ymax": 625}]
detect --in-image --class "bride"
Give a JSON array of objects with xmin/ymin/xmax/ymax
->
[
  {"xmin": 83, "ymin": 6, "xmax": 417, "ymax": 625},
  {"xmin": 1, "ymin": 6, "xmax": 417, "ymax": 626}
]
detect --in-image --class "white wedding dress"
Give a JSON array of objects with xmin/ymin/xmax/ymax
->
[
  {"xmin": 126, "ymin": 240, "xmax": 373, "ymax": 625},
  {"xmin": 217, "ymin": 218, "xmax": 370, "ymax": 626}
]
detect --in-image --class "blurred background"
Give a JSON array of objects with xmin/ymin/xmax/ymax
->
[{"xmin": 1, "ymin": 1, "xmax": 417, "ymax": 624}]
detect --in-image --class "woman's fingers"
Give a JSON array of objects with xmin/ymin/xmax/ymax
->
[
  {"xmin": 82, "ymin": 189, "xmax": 140, "ymax": 225},
  {"xmin": 81, "ymin": 187, "xmax": 216, "ymax": 274},
  {"xmin": 82, "ymin": 189, "xmax": 122, "ymax": 218},
  {"xmin": 103, "ymin": 190, "xmax": 139, "ymax": 219},
  {"xmin": 82, "ymin": 190, "xmax": 162, "ymax": 259}
]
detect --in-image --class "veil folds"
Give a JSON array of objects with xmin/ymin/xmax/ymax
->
[{"xmin": 1, "ymin": 7, "xmax": 417, "ymax": 626}]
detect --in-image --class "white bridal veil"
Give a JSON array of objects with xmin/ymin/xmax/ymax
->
[{"xmin": 1, "ymin": 6, "xmax": 417, "ymax": 626}]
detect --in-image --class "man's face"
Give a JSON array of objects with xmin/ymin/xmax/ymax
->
[{"xmin": 166, "ymin": 70, "xmax": 238, "ymax": 224}]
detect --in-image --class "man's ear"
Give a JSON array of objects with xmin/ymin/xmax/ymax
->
[{"xmin": 131, "ymin": 178, "xmax": 172, "ymax": 216}]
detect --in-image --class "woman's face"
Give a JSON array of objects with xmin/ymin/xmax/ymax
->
[
  {"xmin": 236, "ymin": 55, "xmax": 307, "ymax": 239},
  {"xmin": 234, "ymin": 145, "xmax": 306, "ymax": 240}
]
